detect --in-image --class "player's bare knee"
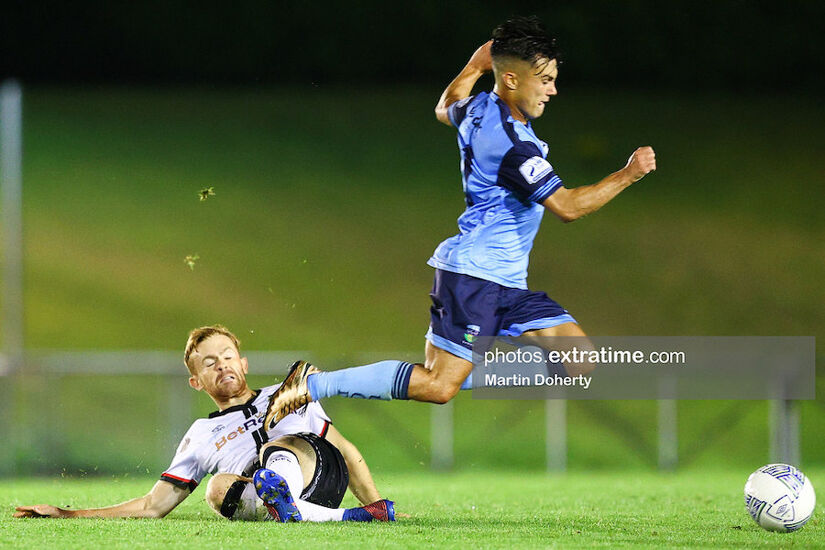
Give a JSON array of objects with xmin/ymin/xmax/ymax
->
[
  {"xmin": 258, "ymin": 436, "xmax": 300, "ymax": 464},
  {"xmin": 206, "ymin": 474, "xmax": 262, "ymax": 521},
  {"xmin": 205, "ymin": 473, "xmax": 238, "ymax": 516},
  {"xmin": 427, "ymin": 377, "xmax": 462, "ymax": 404},
  {"xmin": 411, "ymin": 354, "xmax": 469, "ymax": 403},
  {"xmin": 567, "ymin": 361, "xmax": 595, "ymax": 376},
  {"xmin": 567, "ymin": 338, "xmax": 597, "ymax": 376}
]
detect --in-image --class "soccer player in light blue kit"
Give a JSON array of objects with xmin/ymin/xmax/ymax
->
[{"xmin": 265, "ymin": 16, "xmax": 656, "ymax": 426}]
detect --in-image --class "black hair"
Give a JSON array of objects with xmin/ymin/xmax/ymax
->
[{"xmin": 491, "ymin": 15, "xmax": 559, "ymax": 68}]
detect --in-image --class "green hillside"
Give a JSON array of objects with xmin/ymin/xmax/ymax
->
[
  {"xmin": 15, "ymin": 87, "xmax": 824, "ymax": 351},
  {"xmin": 1, "ymin": 87, "xmax": 822, "ymax": 475}
]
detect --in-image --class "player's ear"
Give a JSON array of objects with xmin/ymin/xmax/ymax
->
[
  {"xmin": 502, "ymin": 71, "xmax": 518, "ymax": 90},
  {"xmin": 240, "ymin": 357, "xmax": 249, "ymax": 374},
  {"xmin": 189, "ymin": 375, "xmax": 203, "ymax": 391}
]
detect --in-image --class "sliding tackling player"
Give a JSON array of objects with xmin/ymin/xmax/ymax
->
[
  {"xmin": 263, "ymin": 15, "xmax": 656, "ymax": 427},
  {"xmin": 14, "ymin": 325, "xmax": 395, "ymax": 523}
]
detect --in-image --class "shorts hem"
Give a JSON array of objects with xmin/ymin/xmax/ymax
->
[
  {"xmin": 425, "ymin": 327, "xmax": 474, "ymax": 362},
  {"xmin": 498, "ymin": 314, "xmax": 577, "ymax": 337}
]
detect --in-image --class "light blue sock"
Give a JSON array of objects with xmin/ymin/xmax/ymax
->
[{"xmin": 306, "ymin": 360, "xmax": 415, "ymax": 401}]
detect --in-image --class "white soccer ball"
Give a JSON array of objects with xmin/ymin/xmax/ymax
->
[{"xmin": 744, "ymin": 463, "xmax": 816, "ymax": 532}]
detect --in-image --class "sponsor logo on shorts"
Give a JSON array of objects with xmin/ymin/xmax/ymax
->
[
  {"xmin": 518, "ymin": 156, "xmax": 553, "ymax": 185},
  {"xmin": 464, "ymin": 324, "xmax": 481, "ymax": 344}
]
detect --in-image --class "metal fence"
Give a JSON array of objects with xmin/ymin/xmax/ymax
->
[{"xmin": 0, "ymin": 350, "xmax": 816, "ymax": 477}]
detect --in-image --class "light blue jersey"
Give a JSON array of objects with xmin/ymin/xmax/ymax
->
[{"xmin": 427, "ymin": 91, "xmax": 563, "ymax": 289}]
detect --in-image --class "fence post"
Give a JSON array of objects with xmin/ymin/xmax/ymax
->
[
  {"xmin": 545, "ymin": 400, "xmax": 567, "ymax": 472},
  {"xmin": 167, "ymin": 375, "xmax": 193, "ymax": 459},
  {"xmin": 431, "ymin": 401, "xmax": 454, "ymax": 470},
  {"xmin": 1, "ymin": 79, "xmax": 24, "ymax": 477},
  {"xmin": 0, "ymin": 363, "xmax": 11, "ymax": 475},
  {"xmin": 657, "ymin": 400, "xmax": 678, "ymax": 470},
  {"xmin": 1, "ymin": 79, "xmax": 24, "ymax": 372},
  {"xmin": 770, "ymin": 400, "xmax": 800, "ymax": 465}
]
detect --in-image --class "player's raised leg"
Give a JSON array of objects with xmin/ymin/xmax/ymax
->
[
  {"xmin": 516, "ymin": 321, "xmax": 597, "ymax": 376},
  {"xmin": 264, "ymin": 329, "xmax": 590, "ymax": 426},
  {"xmin": 407, "ymin": 341, "xmax": 474, "ymax": 403},
  {"xmin": 265, "ymin": 359, "xmax": 418, "ymax": 428},
  {"xmin": 266, "ymin": 350, "xmax": 473, "ymax": 428}
]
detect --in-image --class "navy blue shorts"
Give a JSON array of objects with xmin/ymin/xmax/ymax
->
[{"xmin": 426, "ymin": 269, "xmax": 576, "ymax": 362}]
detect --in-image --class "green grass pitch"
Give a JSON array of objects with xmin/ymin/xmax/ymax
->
[{"xmin": 3, "ymin": 470, "xmax": 823, "ymax": 549}]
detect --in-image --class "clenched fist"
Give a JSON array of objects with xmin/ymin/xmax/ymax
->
[{"xmin": 623, "ymin": 146, "xmax": 656, "ymax": 183}]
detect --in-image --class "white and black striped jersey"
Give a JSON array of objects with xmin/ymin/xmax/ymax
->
[{"xmin": 160, "ymin": 384, "xmax": 331, "ymax": 491}]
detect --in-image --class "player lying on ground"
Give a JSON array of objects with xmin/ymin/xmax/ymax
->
[
  {"xmin": 263, "ymin": 15, "xmax": 656, "ymax": 428},
  {"xmin": 14, "ymin": 325, "xmax": 394, "ymax": 523}
]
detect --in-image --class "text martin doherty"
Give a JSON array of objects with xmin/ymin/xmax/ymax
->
[{"xmin": 484, "ymin": 373, "xmax": 592, "ymax": 389}]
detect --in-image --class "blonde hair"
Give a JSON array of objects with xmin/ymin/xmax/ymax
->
[{"xmin": 184, "ymin": 325, "xmax": 241, "ymax": 374}]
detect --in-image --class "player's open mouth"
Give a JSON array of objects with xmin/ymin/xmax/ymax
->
[{"xmin": 219, "ymin": 375, "xmax": 236, "ymax": 384}]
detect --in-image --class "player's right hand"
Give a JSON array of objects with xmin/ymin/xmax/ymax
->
[
  {"xmin": 13, "ymin": 505, "xmax": 72, "ymax": 518},
  {"xmin": 467, "ymin": 40, "xmax": 493, "ymax": 73},
  {"xmin": 623, "ymin": 146, "xmax": 656, "ymax": 182}
]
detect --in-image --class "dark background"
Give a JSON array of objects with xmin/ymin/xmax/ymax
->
[{"xmin": 3, "ymin": 0, "xmax": 824, "ymax": 90}]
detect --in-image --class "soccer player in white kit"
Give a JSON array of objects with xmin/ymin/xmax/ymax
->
[{"xmin": 14, "ymin": 325, "xmax": 394, "ymax": 523}]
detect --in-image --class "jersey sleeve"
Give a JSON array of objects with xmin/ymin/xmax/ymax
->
[
  {"xmin": 447, "ymin": 95, "xmax": 475, "ymax": 127},
  {"xmin": 160, "ymin": 426, "xmax": 206, "ymax": 491},
  {"xmin": 306, "ymin": 401, "xmax": 332, "ymax": 438},
  {"xmin": 497, "ymin": 141, "xmax": 563, "ymax": 203}
]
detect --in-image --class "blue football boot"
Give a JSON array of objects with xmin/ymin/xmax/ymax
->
[
  {"xmin": 342, "ymin": 499, "xmax": 396, "ymax": 522},
  {"xmin": 253, "ymin": 468, "xmax": 302, "ymax": 522}
]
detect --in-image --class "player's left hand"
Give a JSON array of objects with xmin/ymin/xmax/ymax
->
[{"xmin": 13, "ymin": 505, "xmax": 72, "ymax": 518}]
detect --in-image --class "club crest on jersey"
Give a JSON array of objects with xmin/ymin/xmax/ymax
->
[
  {"xmin": 518, "ymin": 156, "xmax": 553, "ymax": 185},
  {"xmin": 464, "ymin": 324, "xmax": 480, "ymax": 344}
]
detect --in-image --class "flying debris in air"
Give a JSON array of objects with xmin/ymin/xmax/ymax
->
[
  {"xmin": 184, "ymin": 254, "xmax": 200, "ymax": 271},
  {"xmin": 198, "ymin": 187, "xmax": 216, "ymax": 201}
]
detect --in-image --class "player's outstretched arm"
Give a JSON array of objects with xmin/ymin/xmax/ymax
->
[
  {"xmin": 543, "ymin": 146, "xmax": 656, "ymax": 222},
  {"xmin": 324, "ymin": 424, "xmax": 382, "ymax": 506},
  {"xmin": 13, "ymin": 479, "xmax": 189, "ymax": 519},
  {"xmin": 435, "ymin": 40, "xmax": 492, "ymax": 126}
]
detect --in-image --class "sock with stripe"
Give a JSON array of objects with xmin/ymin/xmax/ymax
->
[
  {"xmin": 306, "ymin": 360, "xmax": 414, "ymax": 401},
  {"xmin": 263, "ymin": 449, "xmax": 345, "ymax": 521}
]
